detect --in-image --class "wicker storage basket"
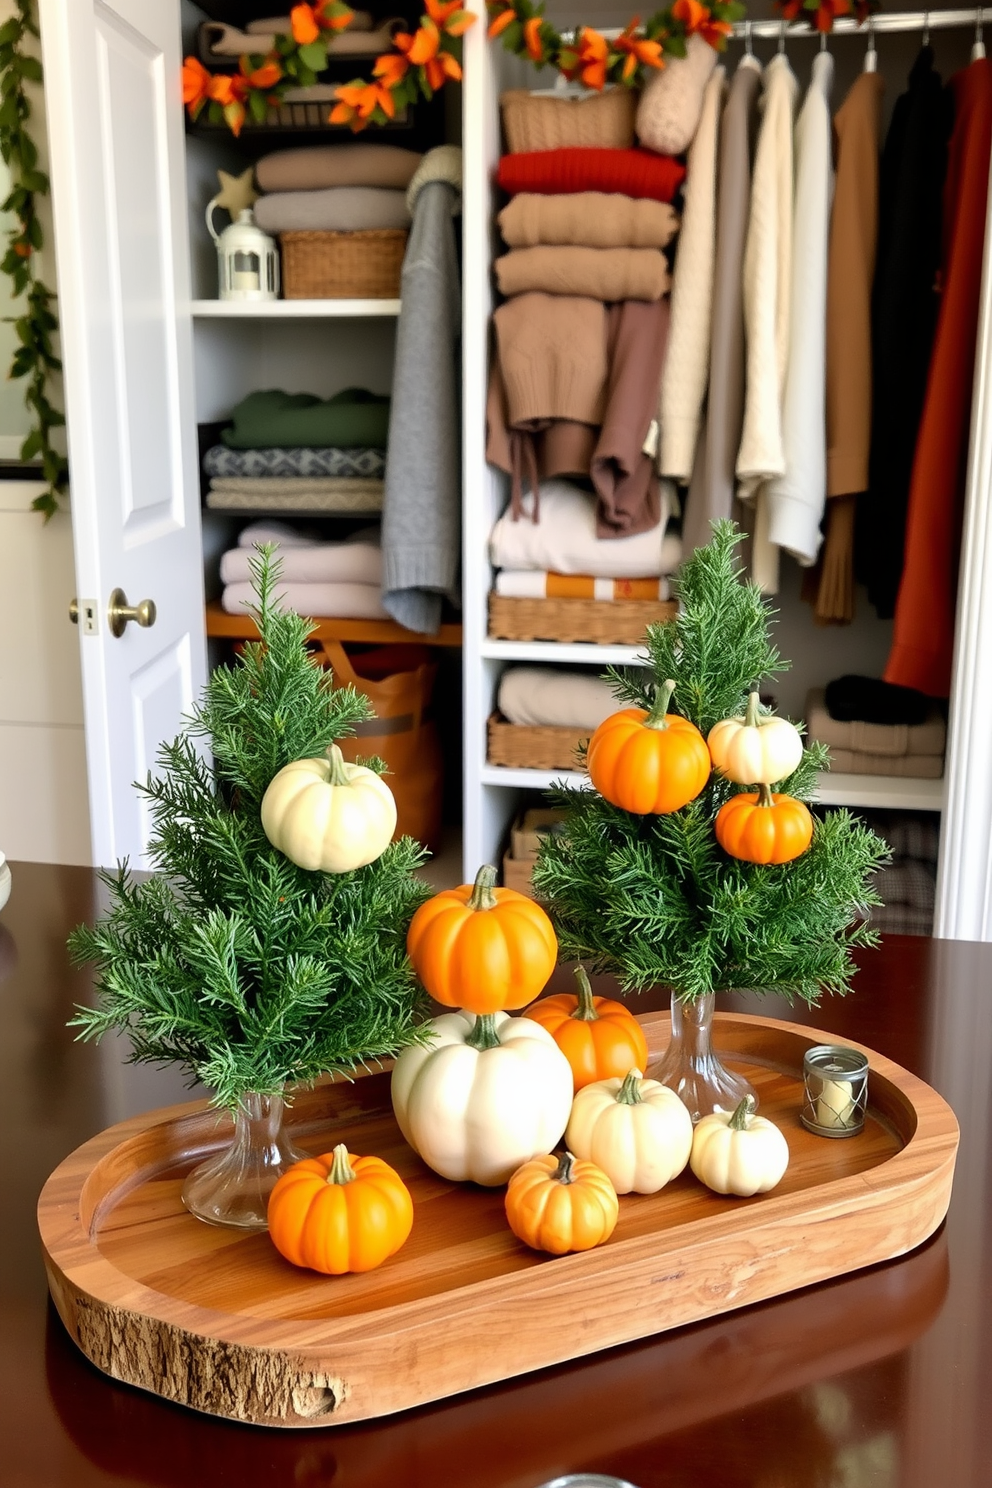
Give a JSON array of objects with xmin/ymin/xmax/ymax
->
[
  {"xmin": 488, "ymin": 593, "xmax": 677, "ymax": 646},
  {"xmin": 280, "ymin": 229, "xmax": 407, "ymax": 299},
  {"xmin": 487, "ymin": 713, "xmax": 590, "ymax": 772},
  {"xmin": 499, "ymin": 88, "xmax": 636, "ymax": 152}
]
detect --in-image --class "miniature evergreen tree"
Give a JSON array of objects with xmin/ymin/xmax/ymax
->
[
  {"xmin": 69, "ymin": 551, "xmax": 430, "ymax": 1112},
  {"xmin": 533, "ymin": 524, "xmax": 887, "ymax": 1013}
]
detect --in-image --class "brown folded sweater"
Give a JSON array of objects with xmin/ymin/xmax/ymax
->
[
  {"xmin": 493, "ymin": 293, "xmax": 608, "ymax": 428},
  {"xmin": 592, "ymin": 298, "xmax": 670, "ymax": 537},
  {"xmin": 256, "ymin": 144, "xmax": 423, "ymax": 193},
  {"xmin": 499, "ymin": 192, "xmax": 679, "ymax": 250},
  {"xmin": 494, "ymin": 246, "xmax": 670, "ymax": 302}
]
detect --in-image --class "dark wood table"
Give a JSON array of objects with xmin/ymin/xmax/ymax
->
[{"xmin": 2, "ymin": 861, "xmax": 987, "ymax": 1488}]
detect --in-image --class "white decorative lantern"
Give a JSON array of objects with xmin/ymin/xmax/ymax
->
[{"xmin": 206, "ymin": 201, "xmax": 279, "ymax": 302}]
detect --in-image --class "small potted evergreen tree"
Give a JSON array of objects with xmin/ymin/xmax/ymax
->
[
  {"xmin": 533, "ymin": 523, "xmax": 887, "ymax": 1120},
  {"xmin": 69, "ymin": 552, "xmax": 430, "ymax": 1229}
]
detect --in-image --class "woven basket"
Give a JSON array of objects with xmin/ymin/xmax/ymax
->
[
  {"xmin": 280, "ymin": 229, "xmax": 407, "ymax": 299},
  {"xmin": 488, "ymin": 714, "xmax": 590, "ymax": 772},
  {"xmin": 499, "ymin": 88, "xmax": 636, "ymax": 153},
  {"xmin": 488, "ymin": 593, "xmax": 677, "ymax": 646}
]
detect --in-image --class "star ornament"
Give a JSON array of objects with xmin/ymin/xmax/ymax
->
[{"xmin": 215, "ymin": 166, "xmax": 259, "ymax": 219}]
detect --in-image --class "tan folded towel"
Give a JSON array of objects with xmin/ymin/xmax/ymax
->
[
  {"xmin": 204, "ymin": 15, "xmax": 379, "ymax": 56},
  {"xmin": 222, "ymin": 580, "xmax": 387, "ymax": 619},
  {"xmin": 806, "ymin": 688, "xmax": 945, "ymax": 758},
  {"xmin": 500, "ymin": 88, "xmax": 636, "ymax": 153},
  {"xmin": 220, "ymin": 541, "xmax": 381, "ymax": 586},
  {"xmin": 256, "ymin": 144, "xmax": 423, "ymax": 193},
  {"xmin": 499, "ymin": 193, "xmax": 679, "ymax": 250},
  {"xmin": 495, "ymin": 246, "xmax": 670, "ymax": 302},
  {"xmin": 824, "ymin": 750, "xmax": 943, "ymax": 778},
  {"xmin": 498, "ymin": 667, "xmax": 617, "ymax": 730},
  {"xmin": 254, "ymin": 187, "xmax": 410, "ymax": 233}
]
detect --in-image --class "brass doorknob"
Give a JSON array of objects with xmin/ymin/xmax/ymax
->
[{"xmin": 107, "ymin": 588, "xmax": 157, "ymax": 639}]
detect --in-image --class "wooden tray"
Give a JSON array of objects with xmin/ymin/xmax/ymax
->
[{"xmin": 38, "ymin": 1011, "xmax": 958, "ymax": 1430}]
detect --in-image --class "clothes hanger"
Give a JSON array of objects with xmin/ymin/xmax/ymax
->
[
  {"xmin": 778, "ymin": 18, "xmax": 787, "ymax": 55},
  {"xmin": 863, "ymin": 15, "xmax": 878, "ymax": 72},
  {"xmin": 922, "ymin": 9, "xmax": 930, "ymax": 48},
  {"xmin": 973, "ymin": 7, "xmax": 986, "ymax": 61}
]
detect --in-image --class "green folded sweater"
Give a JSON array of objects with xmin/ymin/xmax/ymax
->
[{"xmin": 221, "ymin": 388, "xmax": 391, "ymax": 450}]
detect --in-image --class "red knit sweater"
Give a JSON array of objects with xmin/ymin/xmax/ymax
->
[
  {"xmin": 885, "ymin": 59, "xmax": 992, "ymax": 697},
  {"xmin": 497, "ymin": 148, "xmax": 686, "ymax": 203}
]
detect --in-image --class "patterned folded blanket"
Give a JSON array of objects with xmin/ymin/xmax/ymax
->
[
  {"xmin": 204, "ymin": 445, "xmax": 386, "ymax": 480},
  {"xmin": 206, "ymin": 480, "xmax": 384, "ymax": 514}
]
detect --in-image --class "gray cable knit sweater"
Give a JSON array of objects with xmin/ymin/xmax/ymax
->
[{"xmin": 381, "ymin": 148, "xmax": 462, "ymax": 633}]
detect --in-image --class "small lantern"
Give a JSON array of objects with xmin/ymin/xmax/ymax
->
[{"xmin": 206, "ymin": 200, "xmax": 279, "ymax": 302}]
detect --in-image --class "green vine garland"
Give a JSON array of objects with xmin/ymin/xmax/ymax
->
[{"xmin": 0, "ymin": 0, "xmax": 66, "ymax": 520}]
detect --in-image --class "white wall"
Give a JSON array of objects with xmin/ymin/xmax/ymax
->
[{"xmin": 0, "ymin": 480, "xmax": 90, "ymax": 863}]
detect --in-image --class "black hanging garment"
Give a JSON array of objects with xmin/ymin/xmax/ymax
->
[{"xmin": 855, "ymin": 46, "xmax": 953, "ymax": 618}]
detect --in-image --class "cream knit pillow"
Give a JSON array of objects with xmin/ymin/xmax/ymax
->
[{"xmin": 636, "ymin": 34, "xmax": 718, "ymax": 156}]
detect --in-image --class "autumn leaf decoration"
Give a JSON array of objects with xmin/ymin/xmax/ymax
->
[
  {"xmin": 487, "ymin": 0, "xmax": 742, "ymax": 90},
  {"xmin": 776, "ymin": 0, "xmax": 878, "ymax": 31},
  {"xmin": 183, "ymin": 0, "xmax": 474, "ymax": 136}
]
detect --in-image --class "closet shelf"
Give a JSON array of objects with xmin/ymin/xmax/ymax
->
[
  {"xmin": 480, "ymin": 639, "xmax": 651, "ymax": 667},
  {"xmin": 191, "ymin": 299, "xmax": 401, "ymax": 319},
  {"xmin": 205, "ymin": 600, "xmax": 462, "ymax": 648},
  {"xmin": 480, "ymin": 763, "xmax": 945, "ymax": 813}
]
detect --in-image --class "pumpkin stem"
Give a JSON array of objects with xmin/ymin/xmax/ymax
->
[
  {"xmin": 645, "ymin": 678, "xmax": 677, "ymax": 730},
  {"xmin": 468, "ymin": 864, "xmax": 499, "ymax": 911},
  {"xmin": 324, "ymin": 743, "xmax": 352, "ymax": 788},
  {"xmin": 729, "ymin": 1095, "xmax": 756, "ymax": 1131},
  {"xmin": 465, "ymin": 1011, "xmax": 502, "ymax": 1051},
  {"xmin": 553, "ymin": 1150, "xmax": 577, "ymax": 1185},
  {"xmin": 745, "ymin": 689, "xmax": 762, "ymax": 729},
  {"xmin": 572, "ymin": 965, "xmax": 599, "ymax": 1022},
  {"xmin": 756, "ymin": 782, "xmax": 774, "ymax": 809},
  {"xmin": 327, "ymin": 1144, "xmax": 357, "ymax": 1185},
  {"xmin": 615, "ymin": 1068, "xmax": 644, "ymax": 1105}
]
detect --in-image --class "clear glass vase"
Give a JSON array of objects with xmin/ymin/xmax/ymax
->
[
  {"xmin": 182, "ymin": 1092, "xmax": 307, "ymax": 1231},
  {"xmin": 649, "ymin": 991, "xmax": 757, "ymax": 1124}
]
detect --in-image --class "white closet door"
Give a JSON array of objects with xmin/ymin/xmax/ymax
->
[{"xmin": 39, "ymin": 0, "xmax": 205, "ymax": 868}]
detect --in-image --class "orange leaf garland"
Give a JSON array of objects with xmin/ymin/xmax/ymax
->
[
  {"xmin": 290, "ymin": 2, "xmax": 322, "ymax": 44},
  {"xmin": 573, "ymin": 26, "xmax": 609, "ymax": 90},
  {"xmin": 181, "ymin": 56, "xmax": 211, "ymax": 117},
  {"xmin": 615, "ymin": 20, "xmax": 666, "ymax": 80},
  {"xmin": 523, "ymin": 16, "xmax": 545, "ymax": 61},
  {"xmin": 488, "ymin": 7, "xmax": 516, "ymax": 37},
  {"xmin": 373, "ymin": 52, "xmax": 410, "ymax": 88}
]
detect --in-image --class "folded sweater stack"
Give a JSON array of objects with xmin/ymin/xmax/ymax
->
[
  {"xmin": 221, "ymin": 521, "xmax": 387, "ymax": 619},
  {"xmin": 859, "ymin": 809, "xmax": 941, "ymax": 937},
  {"xmin": 205, "ymin": 389, "xmax": 389, "ymax": 515},
  {"xmin": 252, "ymin": 143, "xmax": 422, "ymax": 237},
  {"xmin": 488, "ymin": 89, "xmax": 685, "ymax": 550},
  {"xmin": 805, "ymin": 683, "xmax": 946, "ymax": 778}
]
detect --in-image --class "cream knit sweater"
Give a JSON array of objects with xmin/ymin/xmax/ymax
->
[
  {"xmin": 768, "ymin": 51, "xmax": 835, "ymax": 566},
  {"xmin": 658, "ymin": 66, "xmax": 725, "ymax": 482},
  {"xmin": 736, "ymin": 53, "xmax": 798, "ymax": 593}
]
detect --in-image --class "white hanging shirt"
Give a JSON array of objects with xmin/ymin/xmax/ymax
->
[
  {"xmin": 767, "ymin": 50, "xmax": 836, "ymax": 566},
  {"xmin": 735, "ymin": 52, "xmax": 798, "ymax": 593}
]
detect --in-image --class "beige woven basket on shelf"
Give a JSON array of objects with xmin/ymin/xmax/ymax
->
[
  {"xmin": 487, "ymin": 714, "xmax": 591, "ymax": 773},
  {"xmin": 280, "ymin": 229, "xmax": 407, "ymax": 299},
  {"xmin": 499, "ymin": 87, "xmax": 637, "ymax": 152},
  {"xmin": 488, "ymin": 593, "xmax": 677, "ymax": 646}
]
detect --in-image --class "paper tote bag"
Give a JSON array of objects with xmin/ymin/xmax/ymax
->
[{"xmin": 319, "ymin": 640, "xmax": 444, "ymax": 853}]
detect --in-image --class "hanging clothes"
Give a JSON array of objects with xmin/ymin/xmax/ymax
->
[
  {"xmin": 855, "ymin": 47, "xmax": 952, "ymax": 619},
  {"xmin": 736, "ymin": 52, "xmax": 798, "ymax": 594},
  {"xmin": 592, "ymin": 298, "xmax": 670, "ymax": 538},
  {"xmin": 885, "ymin": 57, "xmax": 992, "ymax": 697},
  {"xmin": 682, "ymin": 54, "xmax": 761, "ymax": 557},
  {"xmin": 767, "ymin": 49, "xmax": 835, "ymax": 568},
  {"xmin": 812, "ymin": 67, "xmax": 885, "ymax": 625},
  {"xmin": 658, "ymin": 65, "xmax": 725, "ymax": 482}
]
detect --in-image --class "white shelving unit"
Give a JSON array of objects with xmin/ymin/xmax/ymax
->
[
  {"xmin": 191, "ymin": 298, "xmax": 401, "ymax": 318},
  {"xmin": 460, "ymin": 10, "xmax": 958, "ymax": 888}
]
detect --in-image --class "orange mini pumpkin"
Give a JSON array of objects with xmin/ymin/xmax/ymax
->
[
  {"xmin": 406, "ymin": 864, "xmax": 558, "ymax": 1014},
  {"xmin": 505, "ymin": 1150, "xmax": 619, "ymax": 1255},
  {"xmin": 586, "ymin": 679, "xmax": 710, "ymax": 815},
  {"xmin": 715, "ymin": 785, "xmax": 814, "ymax": 865},
  {"xmin": 267, "ymin": 1144, "xmax": 413, "ymax": 1275},
  {"xmin": 524, "ymin": 965, "xmax": 649, "ymax": 1091}
]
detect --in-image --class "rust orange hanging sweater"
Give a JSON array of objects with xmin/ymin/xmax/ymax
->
[{"xmin": 885, "ymin": 58, "xmax": 992, "ymax": 697}]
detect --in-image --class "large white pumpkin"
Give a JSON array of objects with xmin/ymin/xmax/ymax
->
[
  {"xmin": 566, "ymin": 1068, "xmax": 693, "ymax": 1194},
  {"xmin": 261, "ymin": 743, "xmax": 396, "ymax": 873},
  {"xmin": 707, "ymin": 690, "xmax": 803, "ymax": 787},
  {"xmin": 391, "ymin": 1010, "xmax": 574, "ymax": 1186}
]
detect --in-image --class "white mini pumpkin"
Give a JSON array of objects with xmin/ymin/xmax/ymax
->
[
  {"xmin": 391, "ymin": 1010, "xmax": 574, "ymax": 1186},
  {"xmin": 261, "ymin": 742, "xmax": 396, "ymax": 873},
  {"xmin": 690, "ymin": 1095, "xmax": 790, "ymax": 1197},
  {"xmin": 565, "ymin": 1068, "xmax": 693, "ymax": 1194},
  {"xmin": 707, "ymin": 690, "xmax": 803, "ymax": 787}
]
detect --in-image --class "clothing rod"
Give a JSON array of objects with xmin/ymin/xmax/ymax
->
[
  {"xmin": 600, "ymin": 9, "xmax": 987, "ymax": 42},
  {"xmin": 729, "ymin": 9, "xmax": 985, "ymax": 39}
]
